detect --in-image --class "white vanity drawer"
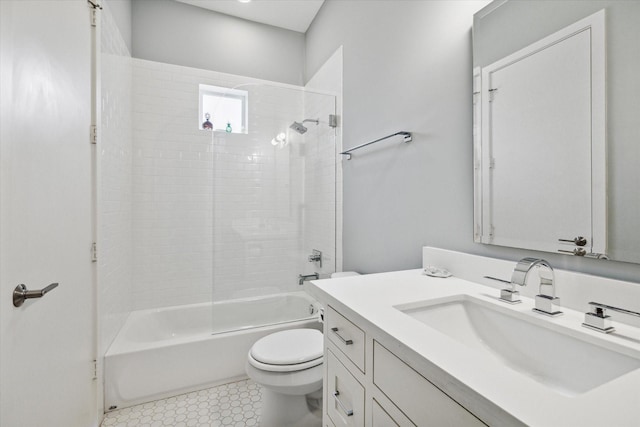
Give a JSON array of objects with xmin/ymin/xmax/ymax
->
[
  {"xmin": 373, "ymin": 341, "xmax": 486, "ymax": 427},
  {"xmin": 327, "ymin": 306, "xmax": 365, "ymax": 372},
  {"xmin": 327, "ymin": 349, "xmax": 365, "ymax": 427}
]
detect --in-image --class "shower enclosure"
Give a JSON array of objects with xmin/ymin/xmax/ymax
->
[
  {"xmin": 129, "ymin": 61, "xmax": 338, "ymax": 319},
  {"xmin": 101, "ymin": 55, "xmax": 339, "ymax": 407},
  {"xmin": 129, "ymin": 63, "xmax": 337, "ymax": 298},
  {"xmin": 207, "ymin": 83, "xmax": 338, "ymax": 333}
]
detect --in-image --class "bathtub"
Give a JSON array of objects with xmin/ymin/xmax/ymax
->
[{"xmin": 104, "ymin": 291, "xmax": 322, "ymax": 410}]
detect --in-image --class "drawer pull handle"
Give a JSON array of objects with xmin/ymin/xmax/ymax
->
[
  {"xmin": 331, "ymin": 327, "xmax": 353, "ymax": 345},
  {"xmin": 333, "ymin": 390, "xmax": 354, "ymax": 416}
]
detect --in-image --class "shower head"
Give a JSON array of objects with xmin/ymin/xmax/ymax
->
[
  {"xmin": 289, "ymin": 121, "xmax": 308, "ymax": 134},
  {"xmin": 289, "ymin": 118, "xmax": 320, "ymax": 135}
]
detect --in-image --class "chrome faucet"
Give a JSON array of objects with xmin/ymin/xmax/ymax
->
[
  {"xmin": 509, "ymin": 257, "xmax": 563, "ymax": 317},
  {"xmin": 299, "ymin": 273, "xmax": 319, "ymax": 285},
  {"xmin": 308, "ymin": 249, "xmax": 322, "ymax": 267}
]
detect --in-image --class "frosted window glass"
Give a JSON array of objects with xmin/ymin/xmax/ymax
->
[{"xmin": 199, "ymin": 85, "xmax": 248, "ymax": 133}]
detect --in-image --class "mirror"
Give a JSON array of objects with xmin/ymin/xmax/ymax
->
[{"xmin": 473, "ymin": 0, "xmax": 640, "ymax": 264}]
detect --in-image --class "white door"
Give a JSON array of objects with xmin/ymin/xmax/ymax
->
[{"xmin": 0, "ymin": 1, "xmax": 97, "ymax": 426}]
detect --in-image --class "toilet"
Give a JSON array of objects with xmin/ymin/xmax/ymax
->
[
  {"xmin": 246, "ymin": 328, "xmax": 324, "ymax": 427},
  {"xmin": 246, "ymin": 273, "xmax": 360, "ymax": 426}
]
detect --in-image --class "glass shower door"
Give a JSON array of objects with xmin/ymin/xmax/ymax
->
[{"xmin": 210, "ymin": 84, "xmax": 337, "ymax": 334}]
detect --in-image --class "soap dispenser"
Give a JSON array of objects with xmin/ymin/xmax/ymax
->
[{"xmin": 202, "ymin": 113, "xmax": 213, "ymax": 130}]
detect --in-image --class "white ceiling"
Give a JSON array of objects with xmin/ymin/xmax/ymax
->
[{"xmin": 175, "ymin": 0, "xmax": 325, "ymax": 33}]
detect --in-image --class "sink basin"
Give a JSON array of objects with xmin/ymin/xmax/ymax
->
[{"xmin": 395, "ymin": 295, "xmax": 640, "ymax": 396}]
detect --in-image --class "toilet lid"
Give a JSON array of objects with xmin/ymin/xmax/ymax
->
[{"xmin": 250, "ymin": 329, "xmax": 323, "ymax": 366}]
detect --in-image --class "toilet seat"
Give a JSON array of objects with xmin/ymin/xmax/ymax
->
[
  {"xmin": 248, "ymin": 329, "xmax": 323, "ymax": 373},
  {"xmin": 248, "ymin": 353, "xmax": 323, "ymax": 372}
]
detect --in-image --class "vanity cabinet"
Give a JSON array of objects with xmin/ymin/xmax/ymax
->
[
  {"xmin": 326, "ymin": 349, "xmax": 365, "ymax": 427},
  {"xmin": 327, "ymin": 306, "xmax": 366, "ymax": 372},
  {"xmin": 324, "ymin": 305, "xmax": 487, "ymax": 427},
  {"xmin": 373, "ymin": 342, "xmax": 484, "ymax": 426},
  {"xmin": 371, "ymin": 399, "xmax": 404, "ymax": 427}
]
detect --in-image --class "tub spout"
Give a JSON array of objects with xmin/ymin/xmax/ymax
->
[{"xmin": 299, "ymin": 273, "xmax": 319, "ymax": 285}]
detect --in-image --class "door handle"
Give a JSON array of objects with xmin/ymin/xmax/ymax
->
[
  {"xmin": 558, "ymin": 236, "xmax": 588, "ymax": 246},
  {"xmin": 13, "ymin": 283, "xmax": 59, "ymax": 307},
  {"xmin": 558, "ymin": 248, "xmax": 587, "ymax": 256}
]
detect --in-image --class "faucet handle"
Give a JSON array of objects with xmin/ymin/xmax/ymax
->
[
  {"xmin": 484, "ymin": 276, "xmax": 522, "ymax": 304},
  {"xmin": 500, "ymin": 288, "xmax": 522, "ymax": 304},
  {"xmin": 582, "ymin": 302, "xmax": 640, "ymax": 334},
  {"xmin": 308, "ymin": 249, "xmax": 322, "ymax": 267},
  {"xmin": 583, "ymin": 304, "xmax": 615, "ymax": 333}
]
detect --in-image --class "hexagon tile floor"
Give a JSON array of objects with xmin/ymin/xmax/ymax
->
[{"xmin": 101, "ymin": 379, "xmax": 262, "ymax": 427}]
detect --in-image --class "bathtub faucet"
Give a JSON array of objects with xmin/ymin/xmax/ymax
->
[{"xmin": 298, "ymin": 273, "xmax": 319, "ymax": 285}]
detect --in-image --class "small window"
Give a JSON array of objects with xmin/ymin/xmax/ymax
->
[{"xmin": 199, "ymin": 84, "xmax": 248, "ymax": 133}]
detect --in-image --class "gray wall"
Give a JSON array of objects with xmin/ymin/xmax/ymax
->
[
  {"xmin": 305, "ymin": 0, "xmax": 640, "ymax": 283},
  {"xmin": 131, "ymin": 0, "xmax": 305, "ymax": 85},
  {"xmin": 106, "ymin": 0, "xmax": 132, "ymax": 53}
]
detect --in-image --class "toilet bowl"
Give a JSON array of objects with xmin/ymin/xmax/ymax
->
[{"xmin": 246, "ymin": 328, "xmax": 324, "ymax": 427}]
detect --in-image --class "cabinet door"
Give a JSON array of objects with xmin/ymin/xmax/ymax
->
[{"xmin": 327, "ymin": 350, "xmax": 365, "ymax": 427}]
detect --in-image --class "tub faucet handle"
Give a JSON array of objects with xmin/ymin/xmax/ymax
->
[{"xmin": 308, "ymin": 249, "xmax": 322, "ymax": 267}]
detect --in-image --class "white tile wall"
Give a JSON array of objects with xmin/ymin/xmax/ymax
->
[
  {"xmin": 98, "ymin": 1, "xmax": 133, "ymax": 417},
  {"xmin": 131, "ymin": 60, "xmax": 338, "ymax": 310}
]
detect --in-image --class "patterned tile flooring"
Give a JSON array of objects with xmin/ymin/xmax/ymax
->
[{"xmin": 101, "ymin": 379, "xmax": 262, "ymax": 427}]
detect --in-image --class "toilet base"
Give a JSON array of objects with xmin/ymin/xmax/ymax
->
[{"xmin": 260, "ymin": 387, "xmax": 322, "ymax": 427}]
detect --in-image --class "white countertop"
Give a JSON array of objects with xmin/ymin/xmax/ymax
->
[{"xmin": 309, "ymin": 269, "xmax": 640, "ymax": 427}]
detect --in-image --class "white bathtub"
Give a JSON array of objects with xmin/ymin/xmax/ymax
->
[{"xmin": 104, "ymin": 291, "xmax": 322, "ymax": 410}]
